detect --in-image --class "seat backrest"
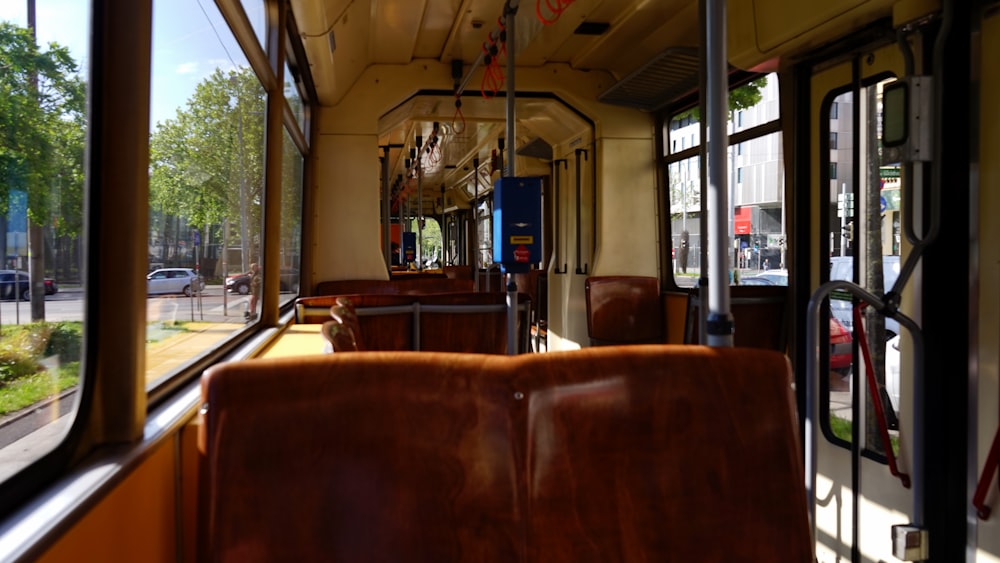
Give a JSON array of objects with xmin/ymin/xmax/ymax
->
[
  {"xmin": 200, "ymin": 353, "xmax": 523, "ymax": 562},
  {"xmin": 584, "ymin": 276, "xmax": 664, "ymax": 345},
  {"xmin": 442, "ymin": 265, "xmax": 474, "ymax": 280},
  {"xmin": 329, "ymin": 303, "xmax": 365, "ymax": 351},
  {"xmin": 200, "ymin": 346, "xmax": 812, "ymax": 562},
  {"xmin": 511, "ymin": 345, "xmax": 811, "ymax": 562},
  {"xmin": 684, "ymin": 285, "xmax": 788, "ymax": 351},
  {"xmin": 417, "ymin": 291, "xmax": 530, "ymax": 353},
  {"xmin": 320, "ymin": 320, "xmax": 360, "ymax": 352}
]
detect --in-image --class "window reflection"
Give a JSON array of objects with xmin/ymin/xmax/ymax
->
[
  {"xmin": 664, "ymin": 74, "xmax": 784, "ymax": 290},
  {"xmin": 0, "ymin": 2, "xmax": 89, "ymax": 482},
  {"xmin": 823, "ymin": 78, "xmax": 902, "ymax": 460},
  {"xmin": 147, "ymin": 0, "xmax": 266, "ymax": 388},
  {"xmin": 280, "ymin": 128, "xmax": 303, "ymax": 304}
]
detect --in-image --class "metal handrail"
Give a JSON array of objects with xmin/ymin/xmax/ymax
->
[{"xmin": 805, "ymin": 280, "xmax": 924, "ymax": 543}]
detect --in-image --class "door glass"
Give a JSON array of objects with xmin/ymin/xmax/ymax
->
[{"xmin": 823, "ymin": 78, "xmax": 902, "ymax": 459}]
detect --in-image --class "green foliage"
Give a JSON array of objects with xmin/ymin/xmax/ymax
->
[
  {"xmin": 149, "ymin": 67, "xmax": 265, "ymax": 254},
  {"xmin": 0, "ymin": 323, "xmax": 50, "ymax": 382},
  {"xmin": 0, "ymin": 322, "xmax": 82, "ymax": 383},
  {"xmin": 673, "ymin": 76, "xmax": 769, "ymax": 123},
  {"xmin": 0, "ymin": 22, "xmax": 86, "ymax": 231},
  {"xmin": 0, "ymin": 363, "xmax": 79, "ymax": 417},
  {"xmin": 44, "ymin": 322, "xmax": 83, "ymax": 363}
]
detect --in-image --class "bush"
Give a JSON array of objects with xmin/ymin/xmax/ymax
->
[
  {"xmin": 0, "ymin": 322, "xmax": 83, "ymax": 383},
  {"xmin": 45, "ymin": 322, "xmax": 83, "ymax": 363}
]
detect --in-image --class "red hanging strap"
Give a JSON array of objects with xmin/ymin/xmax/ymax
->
[
  {"xmin": 973, "ymin": 426, "xmax": 1000, "ymax": 519},
  {"xmin": 854, "ymin": 302, "xmax": 910, "ymax": 488}
]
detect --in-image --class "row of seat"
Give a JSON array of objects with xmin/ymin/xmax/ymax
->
[
  {"xmin": 308, "ymin": 273, "xmax": 785, "ymax": 352},
  {"xmin": 585, "ymin": 275, "xmax": 788, "ymax": 351},
  {"xmin": 315, "ymin": 292, "xmax": 533, "ymax": 354},
  {"xmin": 198, "ymin": 344, "xmax": 813, "ymax": 561}
]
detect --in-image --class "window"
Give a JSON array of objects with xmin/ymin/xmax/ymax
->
[
  {"xmin": 147, "ymin": 0, "xmax": 267, "ymax": 388},
  {"xmin": 822, "ymin": 78, "xmax": 902, "ymax": 460},
  {"xmin": 0, "ymin": 3, "xmax": 89, "ymax": 482},
  {"xmin": 662, "ymin": 73, "xmax": 783, "ymax": 289},
  {"xmin": 280, "ymin": 127, "xmax": 303, "ymax": 303}
]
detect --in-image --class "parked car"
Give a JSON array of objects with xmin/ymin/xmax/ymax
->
[
  {"xmin": 752, "ymin": 269, "xmax": 788, "ymax": 285},
  {"xmin": 739, "ymin": 275, "xmax": 776, "ymax": 286},
  {"xmin": 884, "ymin": 334, "xmax": 901, "ymax": 417},
  {"xmin": 226, "ymin": 268, "xmax": 299, "ymax": 294},
  {"xmin": 829, "ymin": 316, "xmax": 853, "ymax": 373},
  {"xmin": 0, "ymin": 270, "xmax": 30, "ymax": 301},
  {"xmin": 0, "ymin": 270, "xmax": 59, "ymax": 300},
  {"xmin": 829, "ymin": 255, "xmax": 900, "ymax": 339},
  {"xmin": 225, "ymin": 272, "xmax": 252, "ymax": 295},
  {"xmin": 147, "ymin": 268, "xmax": 205, "ymax": 297}
]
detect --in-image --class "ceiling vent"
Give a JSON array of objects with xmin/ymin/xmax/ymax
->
[
  {"xmin": 598, "ymin": 47, "xmax": 700, "ymax": 112},
  {"xmin": 574, "ymin": 21, "xmax": 610, "ymax": 35}
]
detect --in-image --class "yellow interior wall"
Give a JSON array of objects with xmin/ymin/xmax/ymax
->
[{"xmin": 37, "ymin": 437, "xmax": 179, "ymax": 563}]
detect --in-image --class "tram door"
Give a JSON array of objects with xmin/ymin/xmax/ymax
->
[{"xmin": 808, "ymin": 41, "xmax": 914, "ymax": 562}]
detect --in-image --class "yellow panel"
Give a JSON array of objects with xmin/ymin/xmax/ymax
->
[
  {"xmin": 754, "ymin": 0, "xmax": 871, "ymax": 53},
  {"xmin": 38, "ymin": 440, "xmax": 178, "ymax": 562}
]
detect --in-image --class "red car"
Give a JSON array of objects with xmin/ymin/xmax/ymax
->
[{"xmin": 829, "ymin": 316, "xmax": 853, "ymax": 373}]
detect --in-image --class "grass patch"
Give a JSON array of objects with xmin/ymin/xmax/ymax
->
[
  {"xmin": 829, "ymin": 413, "xmax": 900, "ymax": 456},
  {"xmin": 0, "ymin": 322, "xmax": 83, "ymax": 417},
  {"xmin": 0, "ymin": 363, "xmax": 79, "ymax": 417}
]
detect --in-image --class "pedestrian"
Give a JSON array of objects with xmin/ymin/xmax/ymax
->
[{"xmin": 245, "ymin": 263, "xmax": 261, "ymax": 320}]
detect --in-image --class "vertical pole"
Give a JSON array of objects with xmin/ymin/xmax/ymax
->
[
  {"xmin": 473, "ymin": 157, "xmax": 480, "ymax": 291},
  {"xmin": 381, "ymin": 148, "xmax": 391, "ymax": 268},
  {"xmin": 416, "ymin": 137, "xmax": 424, "ymax": 271},
  {"xmin": 705, "ymin": 0, "xmax": 733, "ymax": 347},
  {"xmin": 504, "ymin": 1, "xmax": 519, "ymax": 354}
]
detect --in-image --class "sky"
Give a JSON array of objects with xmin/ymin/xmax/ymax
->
[{"xmin": 0, "ymin": 0, "xmax": 266, "ymax": 129}]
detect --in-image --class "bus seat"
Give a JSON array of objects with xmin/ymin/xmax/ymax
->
[
  {"xmin": 585, "ymin": 276, "xmax": 664, "ymax": 345},
  {"xmin": 443, "ymin": 265, "xmax": 474, "ymax": 280},
  {"xmin": 684, "ymin": 285, "xmax": 787, "ymax": 351},
  {"xmin": 321, "ymin": 320, "xmax": 359, "ymax": 353},
  {"xmin": 199, "ymin": 353, "xmax": 523, "ymax": 562},
  {"xmin": 329, "ymin": 304, "xmax": 365, "ymax": 351},
  {"xmin": 199, "ymin": 346, "xmax": 811, "ymax": 562},
  {"xmin": 513, "ymin": 345, "xmax": 811, "ymax": 562}
]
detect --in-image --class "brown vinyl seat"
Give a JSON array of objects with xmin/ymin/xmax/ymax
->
[
  {"xmin": 330, "ymin": 301, "xmax": 365, "ymax": 350},
  {"xmin": 199, "ymin": 345, "xmax": 813, "ymax": 562},
  {"xmin": 320, "ymin": 320, "xmax": 360, "ymax": 353},
  {"xmin": 684, "ymin": 285, "xmax": 788, "ymax": 351},
  {"xmin": 584, "ymin": 276, "xmax": 664, "ymax": 346}
]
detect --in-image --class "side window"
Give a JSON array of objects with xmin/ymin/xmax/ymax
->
[
  {"xmin": 0, "ymin": 3, "xmax": 88, "ymax": 484},
  {"xmin": 147, "ymin": 0, "xmax": 267, "ymax": 389},
  {"xmin": 822, "ymin": 78, "xmax": 902, "ymax": 460},
  {"xmin": 663, "ymin": 73, "xmax": 784, "ymax": 289}
]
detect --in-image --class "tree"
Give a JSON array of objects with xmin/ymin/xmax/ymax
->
[
  {"xmin": 0, "ymin": 22, "xmax": 86, "ymax": 319},
  {"xmin": 149, "ymin": 67, "xmax": 265, "ymax": 274}
]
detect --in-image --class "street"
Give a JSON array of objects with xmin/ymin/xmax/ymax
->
[{"xmin": 0, "ymin": 285, "xmax": 258, "ymax": 326}]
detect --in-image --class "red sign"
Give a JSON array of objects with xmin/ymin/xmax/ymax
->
[
  {"xmin": 513, "ymin": 245, "xmax": 531, "ymax": 263},
  {"xmin": 734, "ymin": 206, "xmax": 753, "ymax": 235}
]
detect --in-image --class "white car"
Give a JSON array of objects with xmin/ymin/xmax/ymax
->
[
  {"xmin": 884, "ymin": 334, "xmax": 901, "ymax": 415},
  {"xmin": 147, "ymin": 268, "xmax": 205, "ymax": 297},
  {"xmin": 829, "ymin": 256, "xmax": 900, "ymax": 339}
]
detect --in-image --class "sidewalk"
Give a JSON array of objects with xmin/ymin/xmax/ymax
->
[{"xmin": 145, "ymin": 321, "xmax": 243, "ymax": 383}]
